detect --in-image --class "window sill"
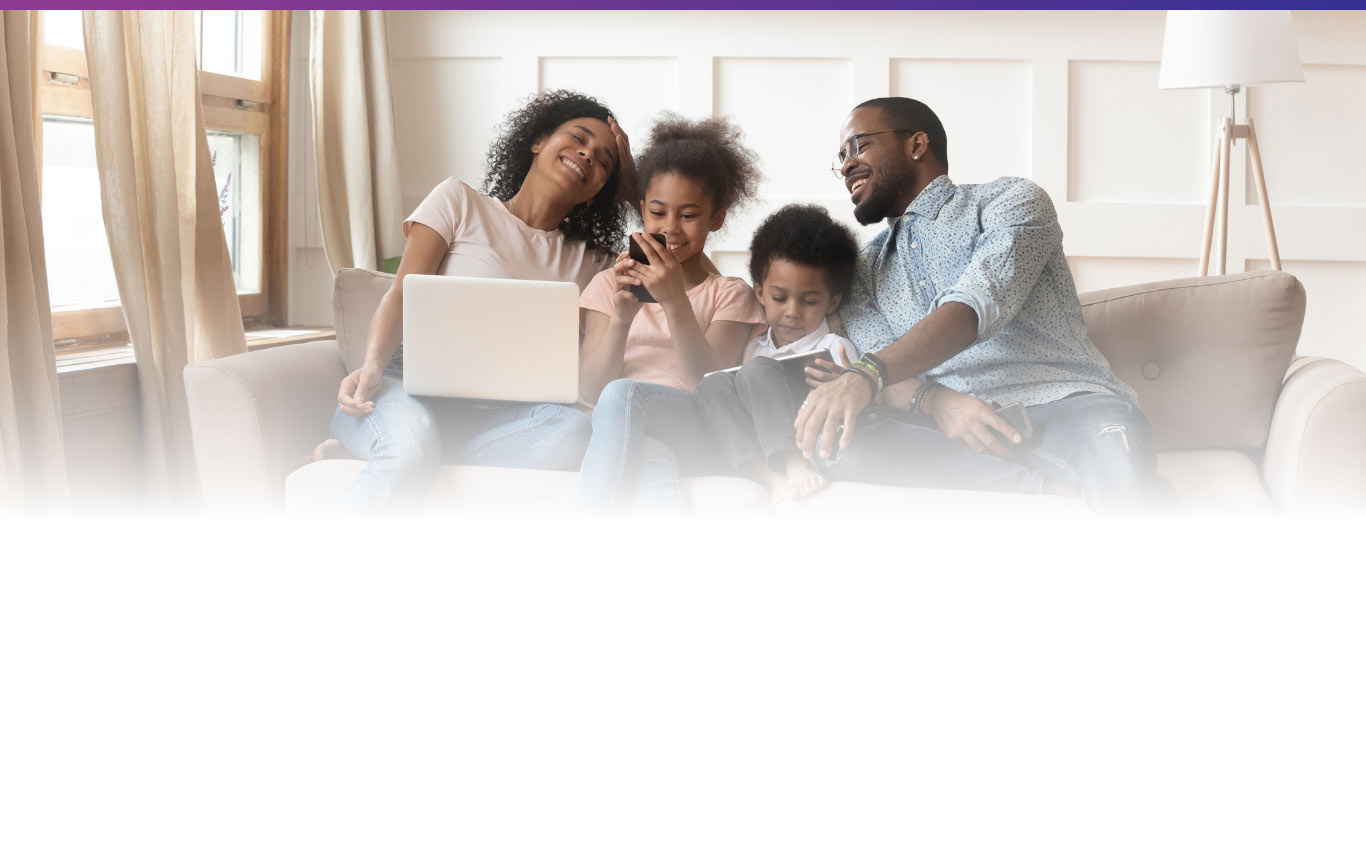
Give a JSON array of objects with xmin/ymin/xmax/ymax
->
[{"xmin": 55, "ymin": 327, "xmax": 335, "ymax": 375}]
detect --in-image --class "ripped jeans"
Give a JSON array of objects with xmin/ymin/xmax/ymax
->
[
  {"xmin": 329, "ymin": 375, "xmax": 591, "ymax": 510},
  {"xmin": 813, "ymin": 392, "xmax": 1161, "ymax": 511}
]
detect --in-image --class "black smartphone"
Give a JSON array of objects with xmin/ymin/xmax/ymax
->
[{"xmin": 626, "ymin": 232, "xmax": 667, "ymax": 304}]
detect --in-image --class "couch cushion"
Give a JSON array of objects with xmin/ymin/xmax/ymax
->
[
  {"xmin": 1080, "ymin": 271, "xmax": 1304, "ymax": 451},
  {"xmin": 774, "ymin": 482, "xmax": 1081, "ymax": 516},
  {"xmin": 334, "ymin": 268, "xmax": 396, "ymax": 373},
  {"xmin": 286, "ymin": 460, "xmax": 771, "ymax": 515},
  {"xmin": 1154, "ymin": 449, "xmax": 1273, "ymax": 511}
]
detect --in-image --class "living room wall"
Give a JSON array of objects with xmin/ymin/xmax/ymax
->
[{"xmin": 286, "ymin": 10, "xmax": 1366, "ymax": 370}]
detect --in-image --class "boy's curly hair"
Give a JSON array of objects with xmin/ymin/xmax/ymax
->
[
  {"xmin": 634, "ymin": 113, "xmax": 761, "ymax": 214},
  {"xmin": 748, "ymin": 205, "xmax": 858, "ymax": 299},
  {"xmin": 482, "ymin": 89, "xmax": 629, "ymax": 256}
]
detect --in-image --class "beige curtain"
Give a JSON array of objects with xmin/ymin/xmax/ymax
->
[
  {"xmin": 309, "ymin": 10, "xmax": 403, "ymax": 274},
  {"xmin": 82, "ymin": 10, "xmax": 246, "ymax": 503},
  {"xmin": 0, "ymin": 11, "xmax": 68, "ymax": 509}
]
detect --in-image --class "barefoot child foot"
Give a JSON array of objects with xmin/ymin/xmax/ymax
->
[{"xmin": 777, "ymin": 450, "xmax": 828, "ymax": 503}]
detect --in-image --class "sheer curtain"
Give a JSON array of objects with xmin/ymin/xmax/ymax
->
[
  {"xmin": 309, "ymin": 10, "xmax": 403, "ymax": 274},
  {"xmin": 82, "ymin": 10, "xmax": 246, "ymax": 503},
  {"xmin": 0, "ymin": 11, "xmax": 68, "ymax": 509}
]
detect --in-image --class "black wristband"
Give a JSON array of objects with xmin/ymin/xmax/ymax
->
[{"xmin": 842, "ymin": 365, "xmax": 878, "ymax": 396}]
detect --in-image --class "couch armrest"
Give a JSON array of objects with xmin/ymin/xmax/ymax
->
[
  {"xmin": 184, "ymin": 340, "xmax": 346, "ymax": 510},
  {"xmin": 1262, "ymin": 356, "xmax": 1366, "ymax": 511}
]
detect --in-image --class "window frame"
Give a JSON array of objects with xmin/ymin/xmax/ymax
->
[{"xmin": 38, "ymin": 10, "xmax": 291, "ymax": 346}]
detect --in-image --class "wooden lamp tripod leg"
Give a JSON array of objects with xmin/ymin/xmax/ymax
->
[
  {"xmin": 1199, "ymin": 123, "xmax": 1222, "ymax": 277},
  {"xmin": 1244, "ymin": 117, "xmax": 1283, "ymax": 272}
]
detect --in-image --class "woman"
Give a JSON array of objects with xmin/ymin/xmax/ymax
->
[{"xmin": 322, "ymin": 90, "xmax": 635, "ymax": 509}]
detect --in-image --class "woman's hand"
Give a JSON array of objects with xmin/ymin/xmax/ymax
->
[
  {"xmin": 610, "ymin": 251, "xmax": 645, "ymax": 325},
  {"xmin": 338, "ymin": 364, "xmax": 385, "ymax": 417},
  {"xmin": 804, "ymin": 346, "xmax": 852, "ymax": 389},
  {"xmin": 625, "ymin": 231, "xmax": 688, "ymax": 306},
  {"xmin": 925, "ymin": 387, "xmax": 1022, "ymax": 457},
  {"xmin": 608, "ymin": 116, "xmax": 636, "ymax": 204}
]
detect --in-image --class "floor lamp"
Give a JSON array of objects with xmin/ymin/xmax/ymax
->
[{"xmin": 1158, "ymin": 10, "xmax": 1305, "ymax": 276}]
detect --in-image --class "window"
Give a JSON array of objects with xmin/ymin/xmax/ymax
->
[{"xmin": 38, "ymin": 10, "xmax": 290, "ymax": 345}]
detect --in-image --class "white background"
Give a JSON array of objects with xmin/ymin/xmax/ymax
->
[{"xmin": 287, "ymin": 10, "xmax": 1366, "ymax": 371}]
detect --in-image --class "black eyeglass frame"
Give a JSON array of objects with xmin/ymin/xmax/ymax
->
[{"xmin": 831, "ymin": 129, "xmax": 918, "ymax": 175}]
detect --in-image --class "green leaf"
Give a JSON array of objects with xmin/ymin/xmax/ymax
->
[{"xmin": 381, "ymin": 256, "xmax": 401, "ymax": 275}]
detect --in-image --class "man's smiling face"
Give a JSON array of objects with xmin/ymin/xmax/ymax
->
[{"xmin": 837, "ymin": 107, "xmax": 915, "ymax": 226}]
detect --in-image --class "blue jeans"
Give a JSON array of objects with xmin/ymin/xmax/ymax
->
[
  {"xmin": 577, "ymin": 379, "xmax": 723, "ymax": 514},
  {"xmin": 329, "ymin": 375, "xmax": 591, "ymax": 509},
  {"xmin": 813, "ymin": 392, "xmax": 1161, "ymax": 511}
]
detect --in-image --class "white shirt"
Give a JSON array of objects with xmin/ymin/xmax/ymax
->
[{"xmin": 742, "ymin": 319, "xmax": 860, "ymax": 366}]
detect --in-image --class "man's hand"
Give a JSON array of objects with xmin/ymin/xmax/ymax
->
[
  {"xmin": 926, "ymin": 388, "xmax": 1022, "ymax": 457},
  {"xmin": 794, "ymin": 371, "xmax": 873, "ymax": 461},
  {"xmin": 338, "ymin": 364, "xmax": 384, "ymax": 417}
]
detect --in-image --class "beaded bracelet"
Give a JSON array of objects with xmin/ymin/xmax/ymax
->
[
  {"xmin": 908, "ymin": 380, "xmax": 937, "ymax": 416},
  {"xmin": 842, "ymin": 365, "xmax": 878, "ymax": 396}
]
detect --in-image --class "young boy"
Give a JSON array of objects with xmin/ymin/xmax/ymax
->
[{"xmin": 693, "ymin": 205, "xmax": 860, "ymax": 503}]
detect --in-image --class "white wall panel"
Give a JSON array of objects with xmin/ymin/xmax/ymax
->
[
  {"xmin": 711, "ymin": 250, "xmax": 753, "ymax": 285},
  {"xmin": 715, "ymin": 58, "xmax": 854, "ymax": 201},
  {"xmin": 540, "ymin": 57, "xmax": 680, "ymax": 146},
  {"xmin": 285, "ymin": 10, "xmax": 1365, "ymax": 358},
  {"xmin": 1067, "ymin": 256, "xmax": 1198, "ymax": 294},
  {"xmin": 1247, "ymin": 64, "xmax": 1366, "ymax": 208},
  {"xmin": 891, "ymin": 59, "xmax": 1033, "ymax": 185},
  {"xmin": 391, "ymin": 57, "xmax": 504, "ymax": 212},
  {"xmin": 1247, "ymin": 259, "xmax": 1366, "ymax": 369},
  {"xmin": 1067, "ymin": 61, "xmax": 1208, "ymax": 204}
]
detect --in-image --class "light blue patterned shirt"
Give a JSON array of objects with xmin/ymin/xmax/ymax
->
[{"xmin": 840, "ymin": 174, "xmax": 1137, "ymax": 408}]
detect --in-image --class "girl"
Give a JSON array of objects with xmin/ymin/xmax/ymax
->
[
  {"xmin": 576, "ymin": 114, "xmax": 766, "ymax": 512},
  {"xmin": 320, "ymin": 90, "xmax": 634, "ymax": 509}
]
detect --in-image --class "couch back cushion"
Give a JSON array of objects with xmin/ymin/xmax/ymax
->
[
  {"xmin": 334, "ymin": 268, "xmax": 395, "ymax": 373},
  {"xmin": 333, "ymin": 268, "xmax": 1304, "ymax": 452},
  {"xmin": 1080, "ymin": 271, "xmax": 1304, "ymax": 451}
]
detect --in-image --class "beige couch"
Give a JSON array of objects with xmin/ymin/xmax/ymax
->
[{"xmin": 184, "ymin": 268, "xmax": 1366, "ymax": 514}]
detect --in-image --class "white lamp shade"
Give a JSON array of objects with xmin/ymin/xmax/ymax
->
[{"xmin": 1159, "ymin": 10, "xmax": 1305, "ymax": 90}]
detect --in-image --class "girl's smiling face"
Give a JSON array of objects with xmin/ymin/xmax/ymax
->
[{"xmin": 639, "ymin": 172, "xmax": 725, "ymax": 266}]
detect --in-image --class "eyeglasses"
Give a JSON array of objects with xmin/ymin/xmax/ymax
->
[{"xmin": 830, "ymin": 130, "xmax": 915, "ymax": 176}]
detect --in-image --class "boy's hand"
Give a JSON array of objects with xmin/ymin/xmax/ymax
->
[
  {"xmin": 625, "ymin": 232, "xmax": 688, "ymax": 306},
  {"xmin": 804, "ymin": 346, "xmax": 851, "ymax": 388}
]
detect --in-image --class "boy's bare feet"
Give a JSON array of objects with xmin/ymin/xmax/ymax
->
[
  {"xmin": 772, "ymin": 452, "xmax": 828, "ymax": 504},
  {"xmin": 308, "ymin": 438, "xmax": 352, "ymax": 462}
]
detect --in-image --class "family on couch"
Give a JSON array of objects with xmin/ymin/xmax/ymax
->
[{"xmin": 315, "ymin": 89, "xmax": 1162, "ymax": 512}]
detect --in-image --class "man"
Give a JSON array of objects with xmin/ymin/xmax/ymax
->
[{"xmin": 795, "ymin": 97, "xmax": 1159, "ymax": 509}]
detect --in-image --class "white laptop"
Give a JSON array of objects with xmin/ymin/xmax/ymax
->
[{"xmin": 401, "ymin": 274, "xmax": 580, "ymax": 403}]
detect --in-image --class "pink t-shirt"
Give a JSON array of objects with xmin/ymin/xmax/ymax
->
[
  {"xmin": 403, "ymin": 178, "xmax": 609, "ymax": 289},
  {"xmin": 580, "ymin": 270, "xmax": 767, "ymax": 392}
]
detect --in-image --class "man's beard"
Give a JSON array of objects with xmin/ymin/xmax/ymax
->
[
  {"xmin": 851, "ymin": 157, "xmax": 914, "ymax": 225},
  {"xmin": 853, "ymin": 180, "xmax": 900, "ymax": 225}
]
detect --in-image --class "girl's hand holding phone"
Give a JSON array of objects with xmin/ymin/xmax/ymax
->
[
  {"xmin": 611, "ymin": 251, "xmax": 645, "ymax": 324},
  {"xmin": 627, "ymin": 231, "xmax": 688, "ymax": 306}
]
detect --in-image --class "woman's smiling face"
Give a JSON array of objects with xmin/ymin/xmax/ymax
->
[
  {"xmin": 639, "ymin": 172, "xmax": 724, "ymax": 266},
  {"xmin": 531, "ymin": 117, "xmax": 617, "ymax": 205}
]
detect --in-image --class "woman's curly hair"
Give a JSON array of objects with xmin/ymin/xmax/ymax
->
[
  {"xmin": 635, "ymin": 113, "xmax": 762, "ymax": 214},
  {"xmin": 482, "ymin": 89, "xmax": 630, "ymax": 256}
]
